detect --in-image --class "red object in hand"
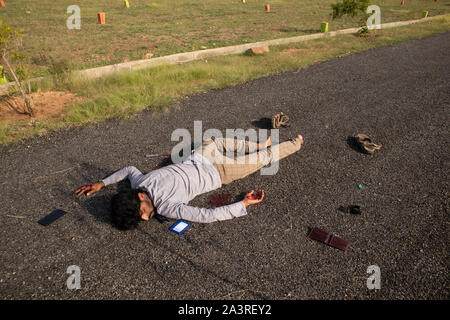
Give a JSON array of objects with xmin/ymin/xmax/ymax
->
[{"xmin": 246, "ymin": 190, "xmax": 263, "ymax": 200}]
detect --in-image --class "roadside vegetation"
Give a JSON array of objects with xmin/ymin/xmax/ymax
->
[
  {"xmin": 0, "ymin": 14, "xmax": 448, "ymax": 146},
  {"xmin": 0, "ymin": 0, "xmax": 448, "ymax": 75}
]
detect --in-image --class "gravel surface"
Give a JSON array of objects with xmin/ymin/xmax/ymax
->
[{"xmin": 0, "ymin": 32, "xmax": 449, "ymax": 300}]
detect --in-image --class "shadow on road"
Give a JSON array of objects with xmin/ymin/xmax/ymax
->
[
  {"xmin": 346, "ymin": 136, "xmax": 363, "ymax": 154},
  {"xmin": 138, "ymin": 228, "xmax": 269, "ymax": 299},
  {"xmin": 251, "ymin": 118, "xmax": 272, "ymax": 130},
  {"xmin": 64, "ymin": 160, "xmax": 132, "ymax": 226}
]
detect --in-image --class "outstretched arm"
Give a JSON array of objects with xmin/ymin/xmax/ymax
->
[
  {"xmin": 159, "ymin": 201, "xmax": 247, "ymax": 223},
  {"xmin": 75, "ymin": 166, "xmax": 144, "ymax": 197},
  {"xmin": 158, "ymin": 190, "xmax": 264, "ymax": 223},
  {"xmin": 101, "ymin": 166, "xmax": 143, "ymax": 188}
]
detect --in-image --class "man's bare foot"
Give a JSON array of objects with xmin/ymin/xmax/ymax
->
[
  {"xmin": 296, "ymin": 134, "xmax": 304, "ymax": 146},
  {"xmin": 257, "ymin": 136, "xmax": 271, "ymax": 150}
]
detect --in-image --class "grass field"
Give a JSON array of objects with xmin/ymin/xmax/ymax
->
[
  {"xmin": 0, "ymin": 0, "xmax": 449, "ymax": 76},
  {"xmin": 0, "ymin": 13, "xmax": 449, "ymax": 147}
]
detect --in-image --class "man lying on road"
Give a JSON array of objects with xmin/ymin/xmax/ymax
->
[{"xmin": 75, "ymin": 134, "xmax": 303, "ymax": 230}]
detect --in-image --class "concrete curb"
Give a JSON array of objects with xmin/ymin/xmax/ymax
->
[{"xmin": 0, "ymin": 15, "xmax": 446, "ymax": 94}]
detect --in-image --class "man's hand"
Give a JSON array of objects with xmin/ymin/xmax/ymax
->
[
  {"xmin": 75, "ymin": 182, "xmax": 105, "ymax": 197},
  {"xmin": 242, "ymin": 189, "xmax": 264, "ymax": 208}
]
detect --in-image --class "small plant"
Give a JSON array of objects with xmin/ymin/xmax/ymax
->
[
  {"xmin": 331, "ymin": 0, "xmax": 371, "ymax": 34},
  {"xmin": 0, "ymin": 19, "xmax": 34, "ymax": 116},
  {"xmin": 358, "ymin": 25, "xmax": 370, "ymax": 35},
  {"xmin": 37, "ymin": 53, "xmax": 74, "ymax": 90}
]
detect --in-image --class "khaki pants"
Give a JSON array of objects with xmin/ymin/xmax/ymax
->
[{"xmin": 195, "ymin": 137, "xmax": 302, "ymax": 185}]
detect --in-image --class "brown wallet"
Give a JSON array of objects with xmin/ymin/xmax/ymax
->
[{"xmin": 308, "ymin": 227, "xmax": 351, "ymax": 251}]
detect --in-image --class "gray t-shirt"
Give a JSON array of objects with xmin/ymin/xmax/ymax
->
[{"xmin": 102, "ymin": 153, "xmax": 247, "ymax": 223}]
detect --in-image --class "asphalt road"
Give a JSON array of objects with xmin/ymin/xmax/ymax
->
[{"xmin": 0, "ymin": 32, "xmax": 449, "ymax": 300}]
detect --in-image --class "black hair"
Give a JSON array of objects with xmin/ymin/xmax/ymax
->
[{"xmin": 110, "ymin": 189, "xmax": 141, "ymax": 230}]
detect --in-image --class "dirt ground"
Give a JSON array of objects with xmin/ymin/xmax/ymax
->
[{"xmin": 0, "ymin": 91, "xmax": 80, "ymax": 122}]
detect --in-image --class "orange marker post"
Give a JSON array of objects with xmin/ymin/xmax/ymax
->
[
  {"xmin": 400, "ymin": 0, "xmax": 405, "ymax": 5},
  {"xmin": 97, "ymin": 12, "xmax": 106, "ymax": 25},
  {"xmin": 265, "ymin": 4, "xmax": 270, "ymax": 12},
  {"xmin": 0, "ymin": 1, "xmax": 5, "ymax": 7}
]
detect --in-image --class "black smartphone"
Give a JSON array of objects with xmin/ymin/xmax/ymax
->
[
  {"xmin": 154, "ymin": 214, "xmax": 169, "ymax": 224},
  {"xmin": 38, "ymin": 209, "xmax": 67, "ymax": 226}
]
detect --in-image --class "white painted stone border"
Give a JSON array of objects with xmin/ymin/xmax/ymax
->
[{"xmin": 0, "ymin": 15, "xmax": 445, "ymax": 94}]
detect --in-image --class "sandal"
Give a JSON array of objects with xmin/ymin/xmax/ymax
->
[
  {"xmin": 355, "ymin": 133, "xmax": 382, "ymax": 154},
  {"xmin": 272, "ymin": 112, "xmax": 290, "ymax": 129}
]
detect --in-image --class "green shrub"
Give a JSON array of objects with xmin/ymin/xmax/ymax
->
[{"xmin": 331, "ymin": 0, "xmax": 371, "ymax": 33}]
